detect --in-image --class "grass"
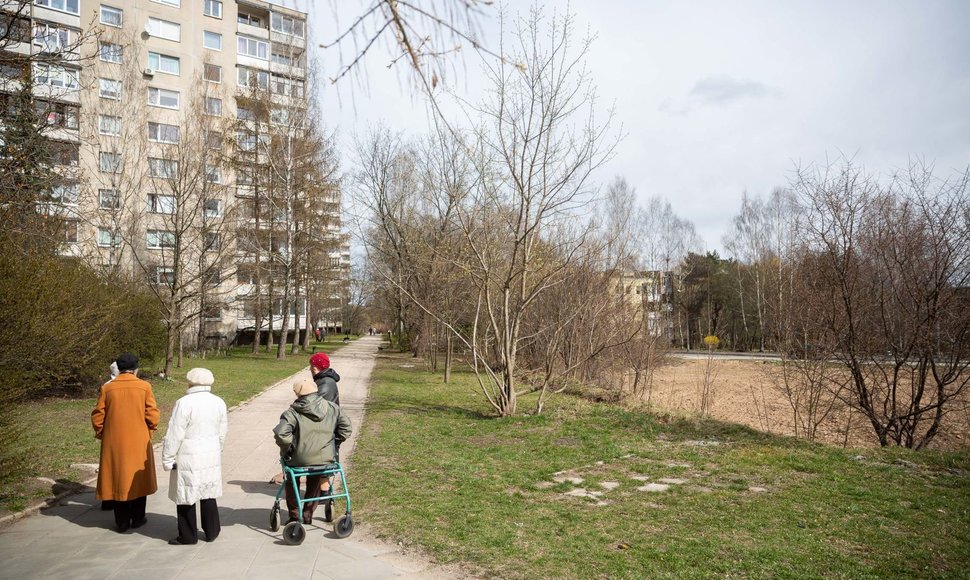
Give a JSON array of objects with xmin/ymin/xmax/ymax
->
[
  {"xmin": 0, "ymin": 336, "xmax": 355, "ymax": 514},
  {"xmin": 351, "ymin": 352, "xmax": 970, "ymax": 579}
]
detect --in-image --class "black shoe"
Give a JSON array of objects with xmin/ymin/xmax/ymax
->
[
  {"xmin": 168, "ymin": 537, "xmax": 197, "ymax": 545},
  {"xmin": 116, "ymin": 525, "xmax": 131, "ymax": 534},
  {"xmin": 131, "ymin": 517, "xmax": 148, "ymax": 529},
  {"xmin": 302, "ymin": 514, "xmax": 313, "ymax": 525},
  {"xmin": 204, "ymin": 534, "xmax": 218, "ymax": 542}
]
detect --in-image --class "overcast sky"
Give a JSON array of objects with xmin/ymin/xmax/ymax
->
[{"xmin": 283, "ymin": 0, "xmax": 970, "ymax": 253}]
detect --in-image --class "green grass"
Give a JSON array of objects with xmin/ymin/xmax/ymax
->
[
  {"xmin": 0, "ymin": 336, "xmax": 355, "ymax": 513},
  {"xmin": 351, "ymin": 352, "xmax": 970, "ymax": 579}
]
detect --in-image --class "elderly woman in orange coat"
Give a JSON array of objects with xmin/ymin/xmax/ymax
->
[{"xmin": 91, "ymin": 353, "xmax": 160, "ymax": 533}]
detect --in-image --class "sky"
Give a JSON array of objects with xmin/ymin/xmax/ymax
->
[{"xmin": 281, "ymin": 0, "xmax": 970, "ymax": 253}]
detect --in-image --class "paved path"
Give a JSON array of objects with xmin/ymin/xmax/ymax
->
[{"xmin": 0, "ymin": 336, "xmax": 447, "ymax": 580}]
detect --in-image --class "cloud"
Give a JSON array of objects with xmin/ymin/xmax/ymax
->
[{"xmin": 661, "ymin": 76, "xmax": 781, "ymax": 115}]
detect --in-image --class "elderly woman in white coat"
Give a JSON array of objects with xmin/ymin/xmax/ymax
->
[{"xmin": 162, "ymin": 368, "xmax": 228, "ymax": 545}]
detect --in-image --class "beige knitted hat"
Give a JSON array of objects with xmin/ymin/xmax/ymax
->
[{"xmin": 293, "ymin": 378, "xmax": 317, "ymax": 397}]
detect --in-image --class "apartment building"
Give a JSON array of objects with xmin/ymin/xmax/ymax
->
[{"xmin": 1, "ymin": 0, "xmax": 350, "ymax": 345}]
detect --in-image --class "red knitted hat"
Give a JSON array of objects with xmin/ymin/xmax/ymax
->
[{"xmin": 309, "ymin": 352, "xmax": 330, "ymax": 370}]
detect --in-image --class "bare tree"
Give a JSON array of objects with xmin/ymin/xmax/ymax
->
[
  {"xmin": 129, "ymin": 79, "xmax": 235, "ymax": 375},
  {"xmin": 791, "ymin": 158, "xmax": 970, "ymax": 449}
]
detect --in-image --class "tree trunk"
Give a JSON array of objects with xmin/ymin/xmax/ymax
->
[
  {"xmin": 277, "ymin": 275, "xmax": 291, "ymax": 359},
  {"xmin": 444, "ymin": 333, "xmax": 452, "ymax": 383}
]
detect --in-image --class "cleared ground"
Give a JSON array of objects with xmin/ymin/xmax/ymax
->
[{"xmin": 644, "ymin": 358, "xmax": 970, "ymax": 450}]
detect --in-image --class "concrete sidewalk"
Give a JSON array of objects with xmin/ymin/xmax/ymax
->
[{"xmin": 0, "ymin": 336, "xmax": 446, "ymax": 580}]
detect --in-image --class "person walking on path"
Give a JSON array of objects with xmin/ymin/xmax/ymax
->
[
  {"xmin": 91, "ymin": 353, "xmax": 159, "ymax": 533},
  {"xmin": 162, "ymin": 368, "xmax": 228, "ymax": 545},
  {"xmin": 310, "ymin": 352, "xmax": 340, "ymax": 405},
  {"xmin": 273, "ymin": 378, "xmax": 351, "ymax": 524}
]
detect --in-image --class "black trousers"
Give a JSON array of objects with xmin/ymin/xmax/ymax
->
[
  {"xmin": 176, "ymin": 499, "xmax": 220, "ymax": 544},
  {"xmin": 113, "ymin": 496, "xmax": 146, "ymax": 530}
]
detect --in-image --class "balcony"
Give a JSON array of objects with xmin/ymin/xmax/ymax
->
[{"xmin": 237, "ymin": 22, "xmax": 269, "ymax": 40}]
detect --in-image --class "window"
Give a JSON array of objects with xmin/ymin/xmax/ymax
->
[
  {"xmin": 99, "ymin": 42, "xmax": 122, "ymax": 63},
  {"xmin": 272, "ymin": 74, "xmax": 304, "ymax": 98},
  {"xmin": 34, "ymin": 63, "xmax": 78, "ymax": 88},
  {"xmin": 271, "ymin": 52, "xmax": 294, "ymax": 67},
  {"xmin": 237, "ymin": 67, "xmax": 268, "ymax": 90},
  {"xmin": 236, "ymin": 106, "xmax": 254, "ymax": 121},
  {"xmin": 34, "ymin": 0, "xmax": 80, "ymax": 16},
  {"xmin": 146, "ymin": 18, "xmax": 180, "ymax": 42},
  {"xmin": 147, "ymin": 230, "xmax": 176, "ymax": 249},
  {"xmin": 271, "ymin": 13, "xmax": 305, "ymax": 38},
  {"xmin": 204, "ymin": 232, "xmax": 220, "ymax": 251},
  {"xmin": 148, "ymin": 158, "xmax": 178, "ymax": 179},
  {"xmin": 148, "ymin": 193, "xmax": 176, "ymax": 213},
  {"xmin": 148, "ymin": 122, "xmax": 179, "ymax": 144},
  {"xmin": 203, "ymin": 0, "xmax": 222, "ymax": 18},
  {"xmin": 204, "ymin": 97, "xmax": 222, "ymax": 116},
  {"xmin": 236, "ymin": 167, "xmax": 253, "ymax": 185},
  {"xmin": 148, "ymin": 52, "xmax": 179, "ymax": 75},
  {"xmin": 237, "ymin": 36, "xmax": 267, "ymax": 59},
  {"xmin": 237, "ymin": 12, "xmax": 262, "ymax": 27},
  {"xmin": 148, "ymin": 87, "xmax": 179, "ymax": 109},
  {"xmin": 33, "ymin": 22, "xmax": 77, "ymax": 52},
  {"xmin": 204, "ymin": 269, "xmax": 221, "ymax": 286},
  {"xmin": 153, "ymin": 266, "xmax": 175, "ymax": 285},
  {"xmin": 150, "ymin": 0, "xmax": 180, "ymax": 7},
  {"xmin": 2, "ymin": 16, "xmax": 31, "ymax": 44},
  {"xmin": 99, "ymin": 151, "xmax": 121, "ymax": 173},
  {"xmin": 98, "ymin": 78, "xmax": 121, "ymax": 99},
  {"xmin": 236, "ymin": 130, "xmax": 256, "ymax": 152},
  {"xmin": 99, "ymin": 5, "xmax": 122, "ymax": 27},
  {"xmin": 203, "ymin": 304, "xmax": 222, "ymax": 320},
  {"xmin": 206, "ymin": 131, "xmax": 223, "ymax": 150},
  {"xmin": 49, "ymin": 183, "xmax": 78, "ymax": 205},
  {"xmin": 270, "ymin": 108, "xmax": 290, "ymax": 126},
  {"xmin": 97, "ymin": 227, "xmax": 122, "ymax": 247},
  {"xmin": 99, "ymin": 189, "xmax": 120, "ymax": 210},
  {"xmin": 98, "ymin": 114, "xmax": 121, "ymax": 136},
  {"xmin": 204, "ymin": 198, "xmax": 223, "ymax": 217},
  {"xmin": 205, "ymin": 166, "xmax": 221, "ymax": 184},
  {"xmin": 62, "ymin": 219, "xmax": 79, "ymax": 243},
  {"xmin": 36, "ymin": 101, "xmax": 79, "ymax": 129},
  {"xmin": 203, "ymin": 63, "xmax": 221, "ymax": 83},
  {"xmin": 50, "ymin": 141, "xmax": 78, "ymax": 166},
  {"xmin": 203, "ymin": 31, "xmax": 221, "ymax": 50}
]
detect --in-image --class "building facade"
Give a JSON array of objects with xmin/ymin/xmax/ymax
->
[{"xmin": 1, "ymin": 0, "xmax": 350, "ymax": 346}]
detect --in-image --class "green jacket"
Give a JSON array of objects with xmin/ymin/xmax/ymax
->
[{"xmin": 273, "ymin": 393, "xmax": 351, "ymax": 466}]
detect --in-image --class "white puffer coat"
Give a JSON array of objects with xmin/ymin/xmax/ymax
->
[{"xmin": 161, "ymin": 386, "xmax": 228, "ymax": 505}]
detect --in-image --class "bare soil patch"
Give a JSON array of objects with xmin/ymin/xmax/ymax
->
[{"xmin": 641, "ymin": 358, "xmax": 970, "ymax": 450}]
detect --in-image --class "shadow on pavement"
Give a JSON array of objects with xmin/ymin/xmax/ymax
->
[{"xmin": 227, "ymin": 480, "xmax": 280, "ymax": 497}]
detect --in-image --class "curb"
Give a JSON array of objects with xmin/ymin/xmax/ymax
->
[{"xmin": 0, "ymin": 368, "xmax": 308, "ymax": 528}]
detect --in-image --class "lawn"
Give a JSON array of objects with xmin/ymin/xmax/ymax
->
[
  {"xmin": 0, "ymin": 336, "xmax": 354, "ymax": 514},
  {"xmin": 351, "ymin": 352, "xmax": 970, "ymax": 579}
]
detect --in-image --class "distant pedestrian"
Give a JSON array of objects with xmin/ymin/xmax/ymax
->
[
  {"xmin": 91, "ymin": 353, "xmax": 159, "ymax": 533},
  {"xmin": 273, "ymin": 379, "xmax": 351, "ymax": 524},
  {"xmin": 314, "ymin": 328, "xmax": 322, "ymax": 342},
  {"xmin": 162, "ymin": 368, "xmax": 228, "ymax": 545}
]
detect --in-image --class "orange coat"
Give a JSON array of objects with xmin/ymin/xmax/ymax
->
[{"xmin": 91, "ymin": 373, "xmax": 160, "ymax": 501}]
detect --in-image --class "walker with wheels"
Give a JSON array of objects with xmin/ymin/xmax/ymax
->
[{"xmin": 270, "ymin": 458, "xmax": 354, "ymax": 544}]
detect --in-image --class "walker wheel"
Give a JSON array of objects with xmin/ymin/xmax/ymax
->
[
  {"xmin": 270, "ymin": 504, "xmax": 281, "ymax": 532},
  {"xmin": 323, "ymin": 500, "xmax": 333, "ymax": 523},
  {"xmin": 283, "ymin": 521, "xmax": 306, "ymax": 545},
  {"xmin": 334, "ymin": 514, "xmax": 354, "ymax": 539}
]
